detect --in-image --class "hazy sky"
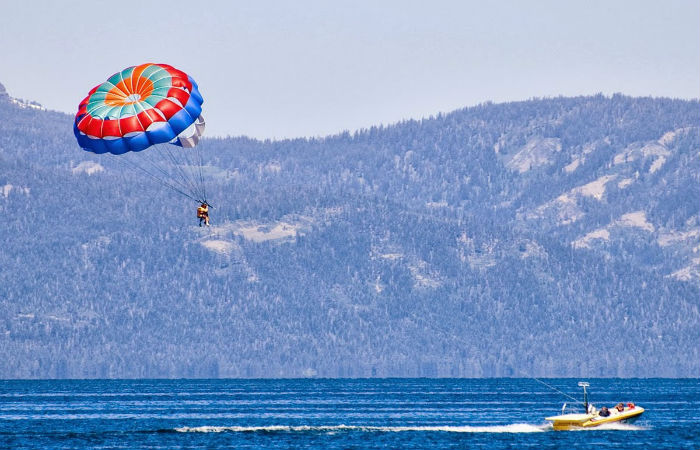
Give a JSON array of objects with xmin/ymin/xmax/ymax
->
[{"xmin": 1, "ymin": 0, "xmax": 698, "ymax": 139}]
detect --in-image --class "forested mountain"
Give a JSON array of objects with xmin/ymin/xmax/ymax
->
[{"xmin": 1, "ymin": 84, "xmax": 698, "ymax": 378}]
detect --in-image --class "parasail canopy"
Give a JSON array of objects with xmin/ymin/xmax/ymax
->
[{"xmin": 74, "ymin": 63, "xmax": 205, "ymax": 154}]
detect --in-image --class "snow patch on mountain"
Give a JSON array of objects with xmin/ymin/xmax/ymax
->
[
  {"xmin": 649, "ymin": 156, "xmax": 667, "ymax": 174},
  {"xmin": 564, "ymin": 158, "xmax": 581, "ymax": 173},
  {"xmin": 613, "ymin": 142, "xmax": 670, "ymax": 173},
  {"xmin": 10, "ymin": 98, "xmax": 44, "ymax": 110},
  {"xmin": 200, "ymin": 215, "xmax": 314, "ymax": 246},
  {"xmin": 371, "ymin": 241, "xmax": 441, "ymax": 288},
  {"xmin": 518, "ymin": 240, "xmax": 548, "ymax": 259},
  {"xmin": 526, "ymin": 175, "xmax": 615, "ymax": 225},
  {"xmin": 563, "ymin": 140, "xmax": 607, "ymax": 174},
  {"xmin": 506, "ymin": 137, "xmax": 562, "ymax": 173},
  {"xmin": 657, "ymin": 229, "xmax": 700, "ymax": 247},
  {"xmin": 2, "ymin": 184, "xmax": 30, "ymax": 197},
  {"xmin": 196, "ymin": 225, "xmax": 259, "ymax": 281},
  {"xmin": 72, "ymin": 161, "xmax": 105, "ymax": 175},
  {"xmin": 658, "ymin": 130, "xmax": 678, "ymax": 146},
  {"xmin": 617, "ymin": 211, "xmax": 655, "ymax": 232},
  {"xmin": 379, "ymin": 253, "xmax": 404, "ymax": 260},
  {"xmin": 614, "ymin": 142, "xmax": 669, "ymax": 164},
  {"xmin": 572, "ymin": 228, "xmax": 610, "ymax": 249},
  {"xmin": 658, "ymin": 127, "xmax": 696, "ymax": 146},
  {"xmin": 201, "ymin": 239, "xmax": 235, "ymax": 254},
  {"xmin": 523, "ymin": 192, "xmax": 583, "ymax": 225},
  {"xmin": 577, "ymin": 175, "xmax": 617, "ymax": 200},
  {"xmin": 617, "ymin": 178, "xmax": 634, "ymax": 189},
  {"xmin": 667, "ymin": 258, "xmax": 700, "ymax": 281},
  {"xmin": 573, "ymin": 211, "xmax": 655, "ymax": 248},
  {"xmin": 236, "ymin": 221, "xmax": 304, "ymax": 243}
]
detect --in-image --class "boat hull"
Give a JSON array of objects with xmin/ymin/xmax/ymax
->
[{"xmin": 545, "ymin": 406, "xmax": 644, "ymax": 430}]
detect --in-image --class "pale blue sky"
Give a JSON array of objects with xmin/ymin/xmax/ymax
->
[{"xmin": 1, "ymin": 0, "xmax": 698, "ymax": 139}]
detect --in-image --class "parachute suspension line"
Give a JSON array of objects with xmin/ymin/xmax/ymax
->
[
  {"xmin": 106, "ymin": 153, "xmax": 200, "ymax": 203},
  {"xmin": 156, "ymin": 143, "xmax": 207, "ymax": 204},
  {"xmin": 131, "ymin": 158, "xmax": 200, "ymax": 203},
  {"xmin": 148, "ymin": 144, "xmax": 195, "ymax": 198},
  {"xmin": 184, "ymin": 142, "xmax": 208, "ymax": 203},
  {"xmin": 153, "ymin": 143, "xmax": 204, "ymax": 202},
  {"xmin": 108, "ymin": 153, "xmax": 199, "ymax": 203},
  {"xmin": 130, "ymin": 148, "xmax": 201, "ymax": 202},
  {"xmin": 195, "ymin": 142, "xmax": 207, "ymax": 203},
  {"xmin": 184, "ymin": 142, "xmax": 207, "ymax": 204},
  {"xmin": 179, "ymin": 144, "xmax": 207, "ymax": 203},
  {"xmin": 193, "ymin": 148, "xmax": 205, "ymax": 202}
]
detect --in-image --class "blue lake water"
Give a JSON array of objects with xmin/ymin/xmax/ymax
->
[{"xmin": 1, "ymin": 378, "xmax": 698, "ymax": 449}]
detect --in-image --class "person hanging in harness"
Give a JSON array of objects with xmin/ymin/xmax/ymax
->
[{"xmin": 197, "ymin": 202, "xmax": 210, "ymax": 227}]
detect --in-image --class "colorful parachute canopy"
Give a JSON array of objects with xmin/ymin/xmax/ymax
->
[{"xmin": 74, "ymin": 63, "xmax": 205, "ymax": 155}]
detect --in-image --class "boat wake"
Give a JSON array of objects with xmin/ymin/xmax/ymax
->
[
  {"xmin": 174, "ymin": 422, "xmax": 649, "ymax": 434},
  {"xmin": 174, "ymin": 424, "xmax": 549, "ymax": 434},
  {"xmin": 569, "ymin": 422, "xmax": 648, "ymax": 431}
]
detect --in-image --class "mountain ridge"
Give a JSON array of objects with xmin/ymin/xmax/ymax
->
[{"xmin": 1, "ymin": 91, "xmax": 698, "ymax": 378}]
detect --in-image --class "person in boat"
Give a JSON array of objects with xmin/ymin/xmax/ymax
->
[
  {"xmin": 598, "ymin": 406, "xmax": 611, "ymax": 417},
  {"xmin": 197, "ymin": 202, "xmax": 210, "ymax": 227},
  {"xmin": 615, "ymin": 403, "xmax": 625, "ymax": 412}
]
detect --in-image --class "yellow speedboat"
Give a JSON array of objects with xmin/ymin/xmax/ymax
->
[{"xmin": 545, "ymin": 382, "xmax": 644, "ymax": 430}]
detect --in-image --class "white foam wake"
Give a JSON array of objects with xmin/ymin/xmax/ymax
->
[
  {"xmin": 175, "ymin": 424, "xmax": 548, "ymax": 433},
  {"xmin": 571, "ymin": 422, "xmax": 648, "ymax": 431}
]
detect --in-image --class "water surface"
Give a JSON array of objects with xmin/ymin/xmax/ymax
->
[{"xmin": 1, "ymin": 378, "xmax": 698, "ymax": 449}]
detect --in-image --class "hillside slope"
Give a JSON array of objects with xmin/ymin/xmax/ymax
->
[{"xmin": 1, "ymin": 91, "xmax": 698, "ymax": 377}]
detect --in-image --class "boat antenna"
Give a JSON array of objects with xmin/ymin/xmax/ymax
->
[{"xmin": 578, "ymin": 381, "xmax": 590, "ymax": 413}]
